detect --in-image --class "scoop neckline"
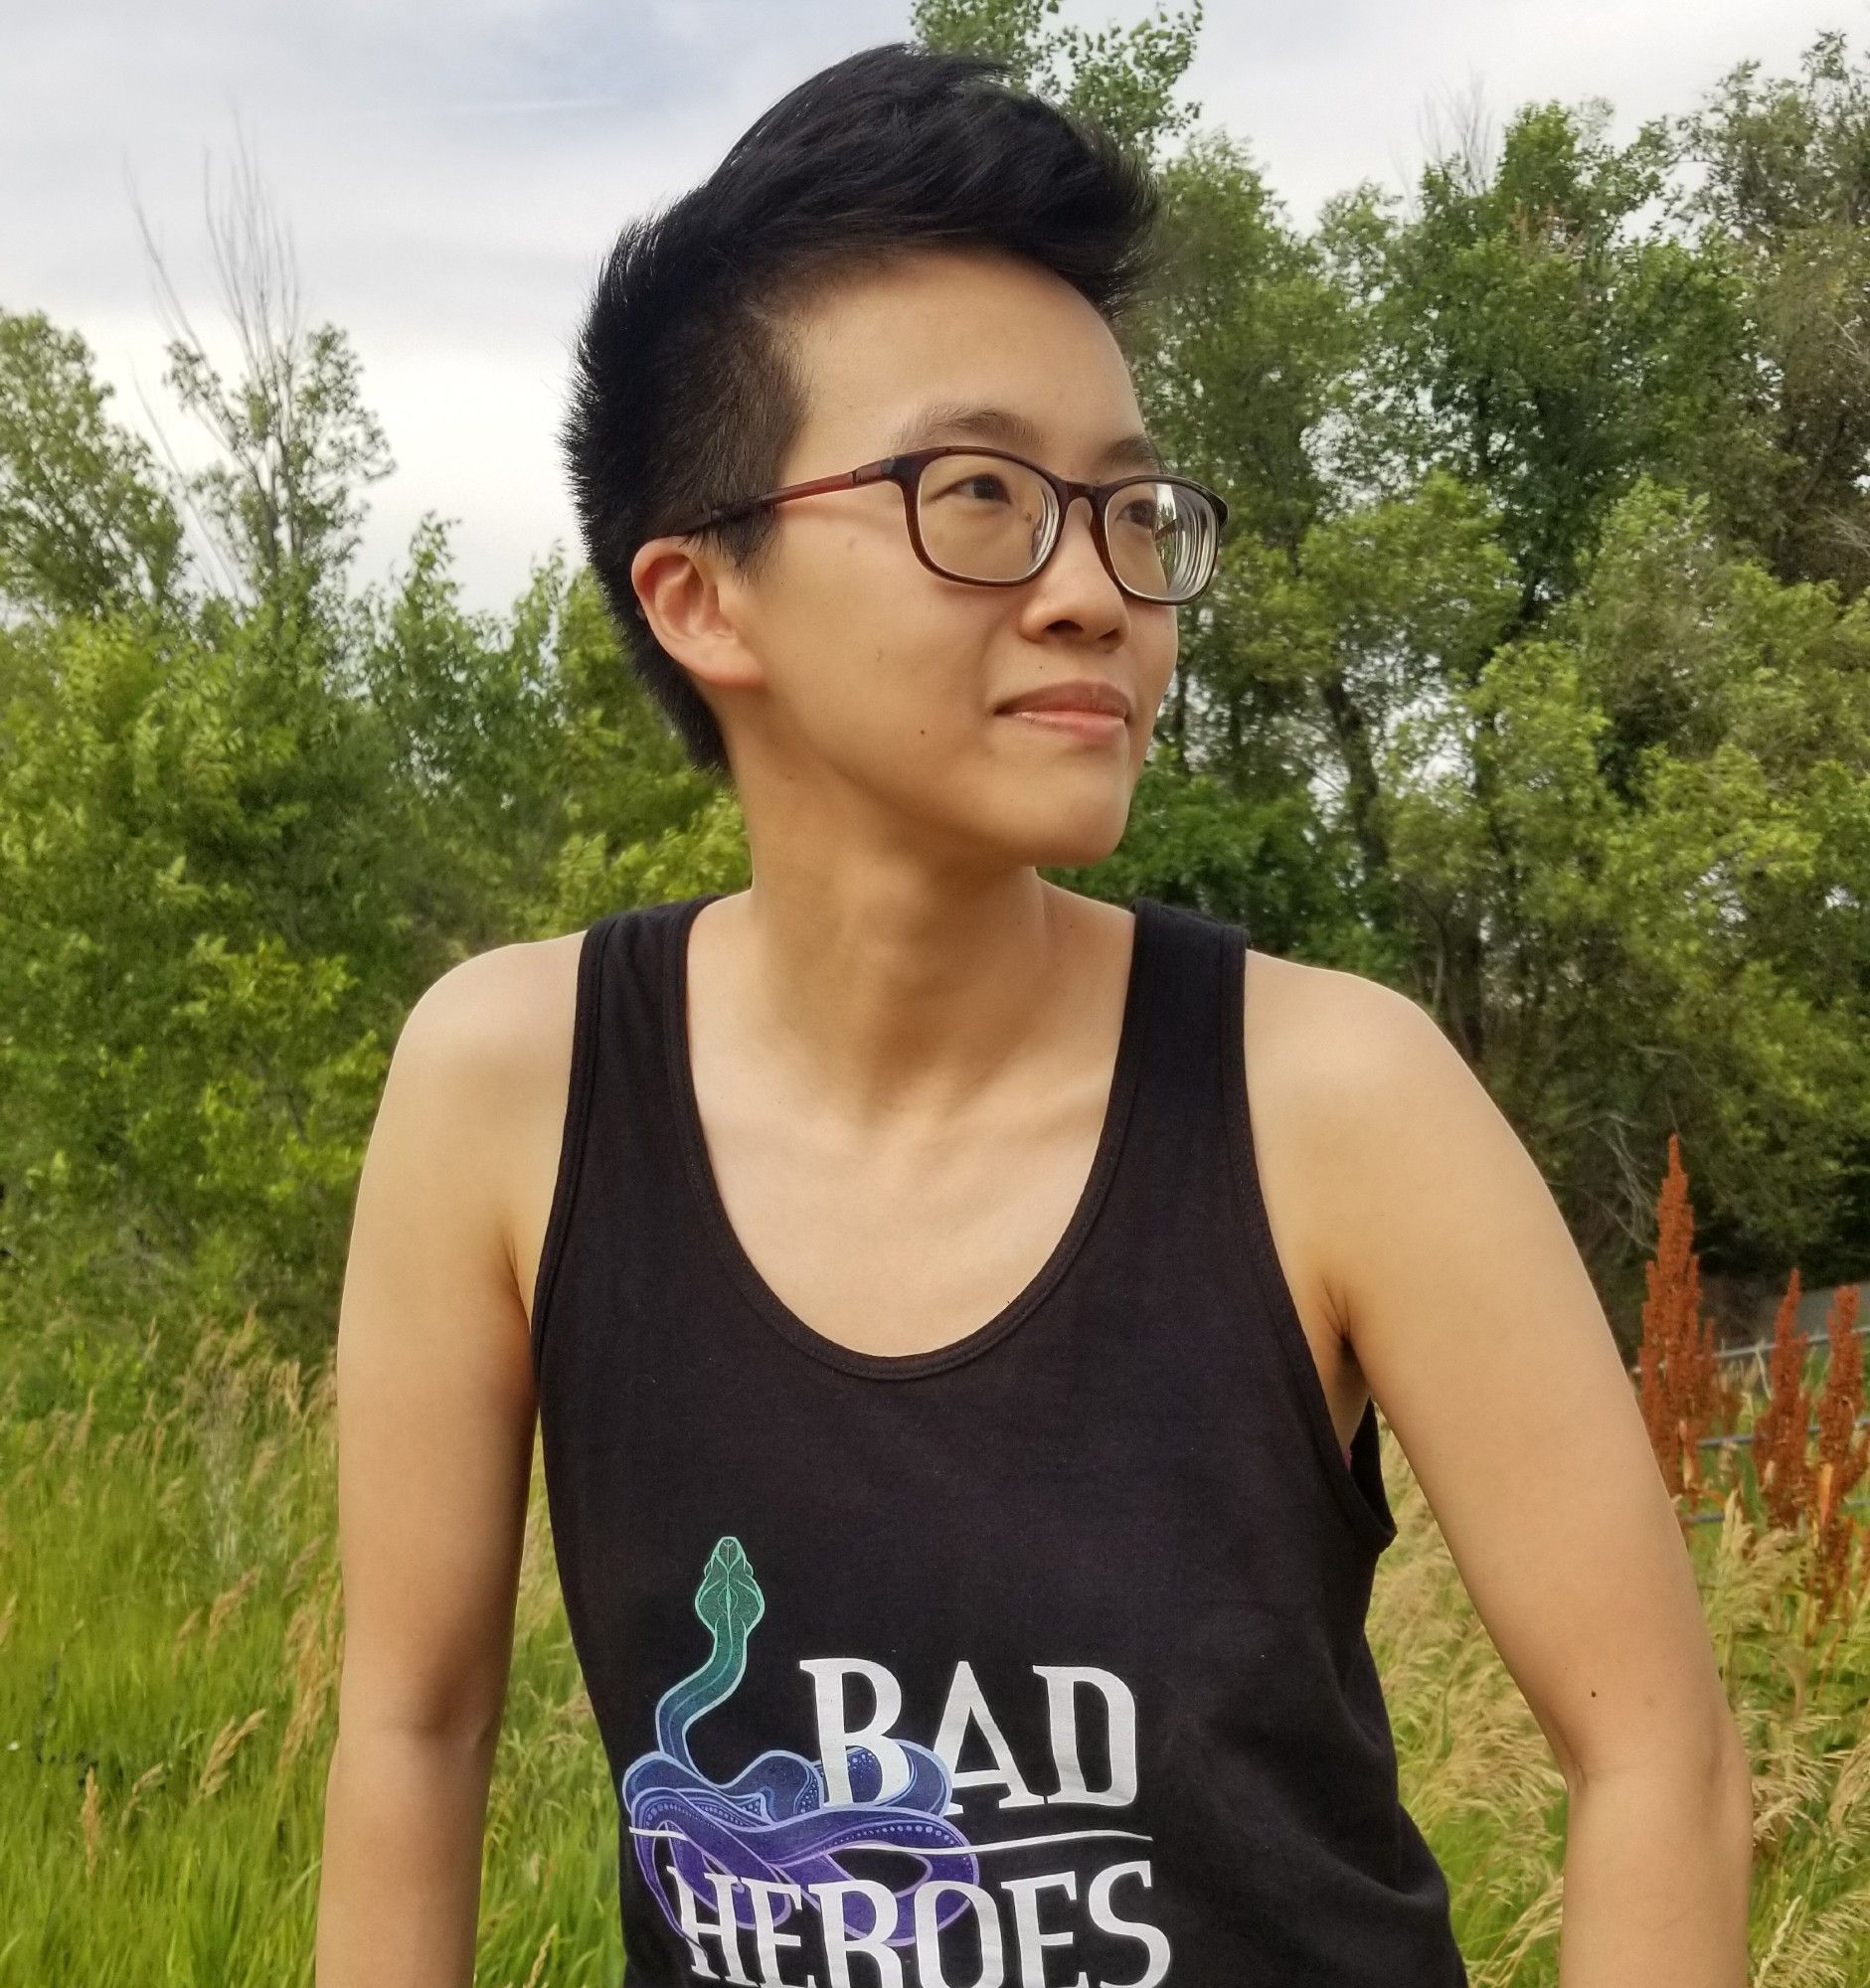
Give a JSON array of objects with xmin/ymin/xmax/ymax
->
[{"xmin": 662, "ymin": 891, "xmax": 1158, "ymax": 1382}]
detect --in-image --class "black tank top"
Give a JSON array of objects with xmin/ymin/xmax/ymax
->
[{"xmin": 531, "ymin": 891, "xmax": 1468, "ymax": 1986}]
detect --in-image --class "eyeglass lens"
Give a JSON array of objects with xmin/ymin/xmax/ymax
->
[{"xmin": 915, "ymin": 453, "xmax": 1217, "ymax": 602}]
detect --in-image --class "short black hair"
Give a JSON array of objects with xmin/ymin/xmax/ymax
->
[{"xmin": 559, "ymin": 39, "xmax": 1165, "ymax": 781}]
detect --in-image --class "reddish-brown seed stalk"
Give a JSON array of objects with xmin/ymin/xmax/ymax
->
[
  {"xmin": 1637, "ymin": 1133, "xmax": 1721, "ymax": 1514},
  {"xmin": 1809, "ymin": 1282, "xmax": 1867, "ymax": 1626},
  {"xmin": 1752, "ymin": 1268, "xmax": 1812, "ymax": 1538}
]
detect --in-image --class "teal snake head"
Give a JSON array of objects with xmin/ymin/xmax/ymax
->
[{"xmin": 696, "ymin": 1535, "xmax": 765, "ymax": 1644}]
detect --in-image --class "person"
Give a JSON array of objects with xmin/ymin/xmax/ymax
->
[{"xmin": 314, "ymin": 39, "xmax": 1754, "ymax": 1988}]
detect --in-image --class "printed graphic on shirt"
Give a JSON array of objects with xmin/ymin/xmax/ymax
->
[{"xmin": 621, "ymin": 1535, "xmax": 1173, "ymax": 1986}]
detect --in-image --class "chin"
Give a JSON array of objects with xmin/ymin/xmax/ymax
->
[
  {"xmin": 896, "ymin": 757, "xmax": 1133, "ymax": 866},
  {"xmin": 998, "ymin": 809, "xmax": 1131, "ymax": 872}
]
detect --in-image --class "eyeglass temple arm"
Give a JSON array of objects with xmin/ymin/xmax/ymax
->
[{"xmin": 664, "ymin": 460, "xmax": 900, "ymax": 540}]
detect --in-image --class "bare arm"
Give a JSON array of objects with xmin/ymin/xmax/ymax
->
[
  {"xmin": 1284, "ymin": 970, "xmax": 1753, "ymax": 1987},
  {"xmin": 316, "ymin": 948, "xmax": 554, "ymax": 1987}
]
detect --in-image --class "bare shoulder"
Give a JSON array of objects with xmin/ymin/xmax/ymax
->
[
  {"xmin": 1241, "ymin": 946, "xmax": 1460, "ymax": 1149},
  {"xmin": 1240, "ymin": 939, "xmax": 1618, "ymax": 1462},
  {"xmin": 402, "ymin": 928, "xmax": 587, "ymax": 1077},
  {"xmin": 1238, "ymin": 946, "xmax": 1476, "ymax": 1416},
  {"xmin": 387, "ymin": 927, "xmax": 592, "ymax": 1318}
]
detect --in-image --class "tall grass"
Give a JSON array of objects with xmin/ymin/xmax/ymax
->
[
  {"xmin": 6, "ymin": 1314, "xmax": 1867, "ymax": 1983},
  {"xmin": 3, "ymin": 1316, "xmax": 615, "ymax": 1986}
]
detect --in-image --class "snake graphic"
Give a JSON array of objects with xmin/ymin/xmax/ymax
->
[{"xmin": 621, "ymin": 1535, "xmax": 981, "ymax": 1949}]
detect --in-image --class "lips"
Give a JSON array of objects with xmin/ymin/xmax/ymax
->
[{"xmin": 994, "ymin": 679, "xmax": 1131, "ymax": 720}]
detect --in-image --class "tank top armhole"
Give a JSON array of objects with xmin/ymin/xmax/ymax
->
[
  {"xmin": 1219, "ymin": 926, "xmax": 1399, "ymax": 1554},
  {"xmin": 529, "ymin": 912, "xmax": 614, "ymax": 1385}
]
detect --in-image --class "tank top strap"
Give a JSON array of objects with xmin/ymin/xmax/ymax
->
[
  {"xmin": 1105, "ymin": 893, "xmax": 1248, "ymax": 1228},
  {"xmin": 1115, "ymin": 894, "xmax": 1394, "ymax": 1524},
  {"xmin": 1125, "ymin": 893, "xmax": 1239, "ymax": 1107},
  {"xmin": 530, "ymin": 893, "xmax": 718, "ymax": 1384}
]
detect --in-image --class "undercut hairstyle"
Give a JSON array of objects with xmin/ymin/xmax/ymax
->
[{"xmin": 559, "ymin": 39, "xmax": 1166, "ymax": 781}]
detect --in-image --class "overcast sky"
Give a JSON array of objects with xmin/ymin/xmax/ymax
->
[{"xmin": 7, "ymin": 1, "xmax": 1864, "ymax": 617}]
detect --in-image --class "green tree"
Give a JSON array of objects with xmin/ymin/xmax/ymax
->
[
  {"xmin": 0, "ymin": 310, "xmax": 187, "ymax": 623},
  {"xmin": 1674, "ymin": 30, "xmax": 1870, "ymax": 599}
]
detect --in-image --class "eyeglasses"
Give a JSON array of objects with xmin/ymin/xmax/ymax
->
[{"xmin": 661, "ymin": 444, "xmax": 1230, "ymax": 606}]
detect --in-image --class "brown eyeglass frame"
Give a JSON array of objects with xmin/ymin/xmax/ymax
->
[{"xmin": 659, "ymin": 443, "xmax": 1231, "ymax": 605}]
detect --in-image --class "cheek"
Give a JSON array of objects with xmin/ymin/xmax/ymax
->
[
  {"xmin": 789, "ymin": 575, "xmax": 995, "ymax": 745},
  {"xmin": 846, "ymin": 644, "xmax": 991, "ymax": 759}
]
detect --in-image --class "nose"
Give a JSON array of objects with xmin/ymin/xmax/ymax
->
[{"xmin": 1043, "ymin": 491, "xmax": 1119, "ymax": 593}]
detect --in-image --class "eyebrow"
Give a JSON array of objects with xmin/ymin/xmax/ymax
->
[{"xmin": 885, "ymin": 400, "xmax": 1167, "ymax": 477}]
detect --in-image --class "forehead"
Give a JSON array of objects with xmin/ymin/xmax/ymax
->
[{"xmin": 783, "ymin": 248, "xmax": 1153, "ymax": 473}]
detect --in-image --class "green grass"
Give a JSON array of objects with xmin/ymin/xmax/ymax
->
[{"xmin": 5, "ymin": 1314, "xmax": 1868, "ymax": 1984}]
